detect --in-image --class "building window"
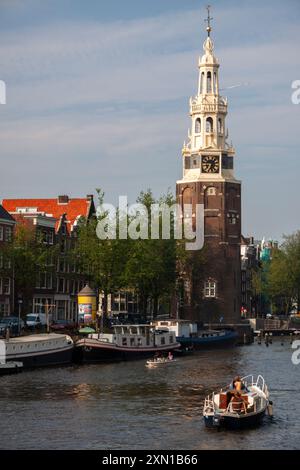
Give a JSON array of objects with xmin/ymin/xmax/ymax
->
[
  {"xmin": 33, "ymin": 298, "xmax": 53, "ymax": 313},
  {"xmin": 200, "ymin": 72, "xmax": 205, "ymax": 93},
  {"xmin": 0, "ymin": 226, "xmax": 3, "ymax": 241},
  {"xmin": 218, "ymin": 118, "xmax": 223, "ymax": 134},
  {"xmin": 204, "ymin": 280, "xmax": 217, "ymax": 298},
  {"xmin": 37, "ymin": 272, "xmax": 52, "ymax": 289},
  {"xmin": 207, "ymin": 71, "xmax": 212, "ymax": 93},
  {"xmin": 206, "ymin": 117, "xmax": 213, "ymax": 133},
  {"xmin": 4, "ymin": 226, "xmax": 12, "ymax": 242},
  {"xmin": 0, "ymin": 302, "xmax": 10, "ymax": 316},
  {"xmin": 3, "ymin": 278, "xmax": 11, "ymax": 295},
  {"xmin": 228, "ymin": 213, "xmax": 237, "ymax": 224},
  {"xmin": 195, "ymin": 118, "xmax": 201, "ymax": 133},
  {"xmin": 41, "ymin": 230, "xmax": 54, "ymax": 245},
  {"xmin": 214, "ymin": 72, "xmax": 217, "ymax": 92},
  {"xmin": 207, "ymin": 187, "xmax": 216, "ymax": 196},
  {"xmin": 57, "ymin": 278, "xmax": 65, "ymax": 293}
]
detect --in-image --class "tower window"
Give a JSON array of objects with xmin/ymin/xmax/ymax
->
[
  {"xmin": 207, "ymin": 187, "xmax": 216, "ymax": 196},
  {"xmin": 204, "ymin": 280, "xmax": 216, "ymax": 298},
  {"xmin": 200, "ymin": 72, "xmax": 205, "ymax": 94},
  {"xmin": 228, "ymin": 213, "xmax": 237, "ymax": 224},
  {"xmin": 206, "ymin": 117, "xmax": 213, "ymax": 133},
  {"xmin": 207, "ymin": 71, "xmax": 212, "ymax": 93},
  {"xmin": 214, "ymin": 72, "xmax": 217, "ymax": 93},
  {"xmin": 218, "ymin": 118, "xmax": 223, "ymax": 134},
  {"xmin": 195, "ymin": 118, "xmax": 201, "ymax": 134}
]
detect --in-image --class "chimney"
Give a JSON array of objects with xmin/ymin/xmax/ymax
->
[
  {"xmin": 58, "ymin": 195, "xmax": 69, "ymax": 204},
  {"xmin": 86, "ymin": 194, "xmax": 94, "ymax": 201}
]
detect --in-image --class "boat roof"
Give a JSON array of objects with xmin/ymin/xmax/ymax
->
[{"xmin": 5, "ymin": 333, "xmax": 69, "ymax": 343}]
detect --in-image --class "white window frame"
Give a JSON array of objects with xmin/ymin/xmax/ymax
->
[{"xmin": 204, "ymin": 280, "xmax": 217, "ymax": 298}]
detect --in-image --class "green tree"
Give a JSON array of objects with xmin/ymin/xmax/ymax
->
[
  {"xmin": 124, "ymin": 189, "xmax": 177, "ymax": 317},
  {"xmin": 75, "ymin": 189, "xmax": 130, "ymax": 319}
]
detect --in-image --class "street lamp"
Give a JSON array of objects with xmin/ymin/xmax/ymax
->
[{"xmin": 18, "ymin": 297, "xmax": 23, "ymax": 336}]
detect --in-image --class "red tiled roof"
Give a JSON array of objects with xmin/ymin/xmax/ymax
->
[{"xmin": 2, "ymin": 197, "xmax": 94, "ymax": 233}]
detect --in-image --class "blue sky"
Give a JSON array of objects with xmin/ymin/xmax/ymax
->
[{"xmin": 0, "ymin": 0, "xmax": 299, "ymax": 241}]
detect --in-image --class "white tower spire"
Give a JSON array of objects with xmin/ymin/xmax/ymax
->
[{"xmin": 180, "ymin": 6, "xmax": 237, "ymax": 183}]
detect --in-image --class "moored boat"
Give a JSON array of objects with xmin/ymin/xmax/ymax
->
[
  {"xmin": 74, "ymin": 324, "xmax": 180, "ymax": 363},
  {"xmin": 0, "ymin": 361, "xmax": 23, "ymax": 376},
  {"xmin": 203, "ymin": 375, "xmax": 272, "ymax": 429},
  {"xmin": 3, "ymin": 333, "xmax": 74, "ymax": 368},
  {"xmin": 154, "ymin": 320, "xmax": 238, "ymax": 349}
]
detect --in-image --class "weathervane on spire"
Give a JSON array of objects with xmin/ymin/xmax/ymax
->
[{"xmin": 205, "ymin": 5, "xmax": 213, "ymax": 37}]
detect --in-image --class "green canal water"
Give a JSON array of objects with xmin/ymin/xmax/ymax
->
[{"xmin": 0, "ymin": 338, "xmax": 299, "ymax": 450}]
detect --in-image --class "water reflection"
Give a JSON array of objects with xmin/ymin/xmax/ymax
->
[{"xmin": 0, "ymin": 341, "xmax": 299, "ymax": 450}]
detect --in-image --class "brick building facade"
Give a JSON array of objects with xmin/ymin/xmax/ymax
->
[
  {"xmin": 0, "ymin": 204, "xmax": 15, "ymax": 315},
  {"xmin": 2, "ymin": 195, "xmax": 95, "ymax": 320}
]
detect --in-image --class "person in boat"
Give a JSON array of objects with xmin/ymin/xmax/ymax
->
[
  {"xmin": 233, "ymin": 376, "xmax": 243, "ymax": 392},
  {"xmin": 226, "ymin": 376, "xmax": 245, "ymax": 405},
  {"xmin": 168, "ymin": 351, "xmax": 174, "ymax": 361},
  {"xmin": 230, "ymin": 391, "xmax": 247, "ymax": 414},
  {"xmin": 153, "ymin": 352, "xmax": 159, "ymax": 362}
]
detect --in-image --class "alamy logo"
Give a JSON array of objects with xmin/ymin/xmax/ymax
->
[
  {"xmin": 0, "ymin": 80, "xmax": 6, "ymax": 104},
  {"xmin": 291, "ymin": 80, "xmax": 300, "ymax": 104},
  {"xmin": 96, "ymin": 196, "xmax": 205, "ymax": 251},
  {"xmin": 291, "ymin": 340, "xmax": 300, "ymax": 365}
]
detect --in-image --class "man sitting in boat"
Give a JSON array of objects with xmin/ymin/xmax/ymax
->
[
  {"xmin": 226, "ymin": 376, "xmax": 247, "ymax": 406},
  {"xmin": 230, "ymin": 392, "xmax": 247, "ymax": 414}
]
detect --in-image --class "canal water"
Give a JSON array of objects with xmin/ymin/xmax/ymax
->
[{"xmin": 0, "ymin": 338, "xmax": 299, "ymax": 450}]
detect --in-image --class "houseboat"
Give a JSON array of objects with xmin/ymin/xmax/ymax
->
[
  {"xmin": 74, "ymin": 324, "xmax": 180, "ymax": 363},
  {"xmin": 3, "ymin": 333, "xmax": 74, "ymax": 368},
  {"xmin": 154, "ymin": 320, "xmax": 238, "ymax": 349}
]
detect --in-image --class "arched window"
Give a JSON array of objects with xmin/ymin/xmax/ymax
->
[
  {"xmin": 195, "ymin": 118, "xmax": 201, "ymax": 133},
  {"xmin": 200, "ymin": 72, "xmax": 205, "ymax": 94},
  {"xmin": 218, "ymin": 118, "xmax": 223, "ymax": 134},
  {"xmin": 214, "ymin": 72, "xmax": 217, "ymax": 93},
  {"xmin": 206, "ymin": 117, "xmax": 213, "ymax": 133},
  {"xmin": 182, "ymin": 187, "xmax": 193, "ymax": 206},
  {"xmin": 207, "ymin": 71, "xmax": 212, "ymax": 93}
]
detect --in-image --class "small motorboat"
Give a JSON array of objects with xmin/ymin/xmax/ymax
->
[
  {"xmin": 146, "ymin": 357, "xmax": 177, "ymax": 368},
  {"xmin": 203, "ymin": 375, "xmax": 273, "ymax": 429}
]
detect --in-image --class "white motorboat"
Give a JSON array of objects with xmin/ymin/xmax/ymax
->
[
  {"xmin": 203, "ymin": 375, "xmax": 273, "ymax": 429},
  {"xmin": 146, "ymin": 357, "xmax": 177, "ymax": 368}
]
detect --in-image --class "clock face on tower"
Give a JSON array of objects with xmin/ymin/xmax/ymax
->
[{"xmin": 201, "ymin": 155, "xmax": 220, "ymax": 173}]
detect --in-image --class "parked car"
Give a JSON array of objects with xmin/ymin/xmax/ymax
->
[
  {"xmin": 0, "ymin": 316, "xmax": 25, "ymax": 336},
  {"xmin": 50, "ymin": 320, "xmax": 77, "ymax": 331},
  {"xmin": 266, "ymin": 313, "xmax": 274, "ymax": 319}
]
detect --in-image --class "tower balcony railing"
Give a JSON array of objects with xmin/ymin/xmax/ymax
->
[{"xmin": 191, "ymin": 103, "xmax": 227, "ymax": 114}]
